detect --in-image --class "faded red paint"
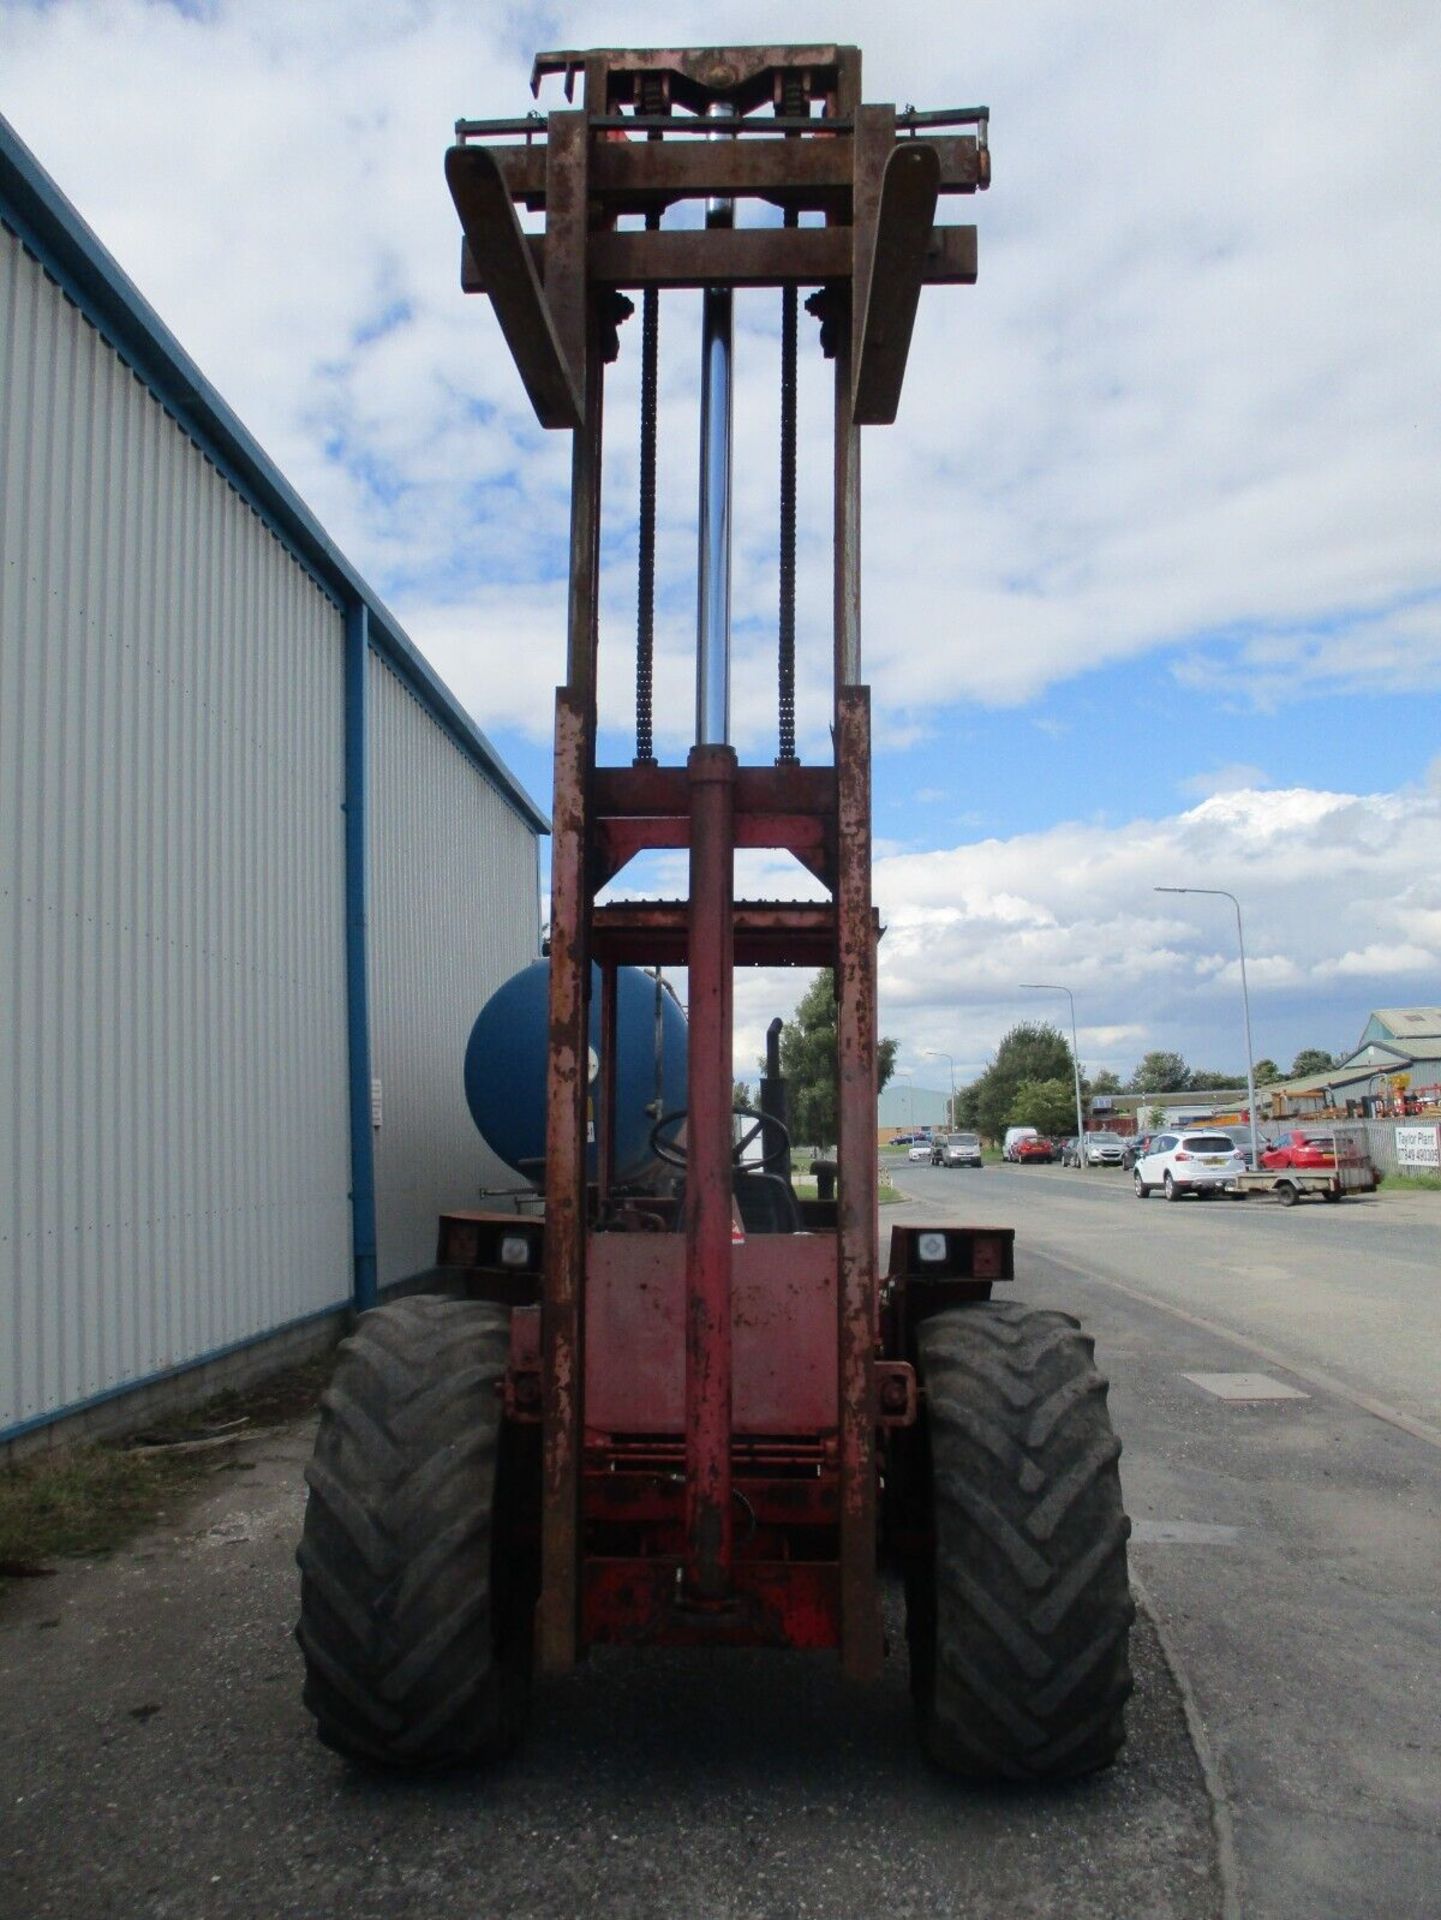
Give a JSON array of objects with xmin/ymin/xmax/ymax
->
[
  {"xmin": 583, "ymin": 1560, "xmax": 840, "ymax": 1649},
  {"xmin": 584, "ymin": 1233, "xmax": 838, "ymax": 1432},
  {"xmin": 683, "ymin": 746, "xmax": 737, "ymax": 1605},
  {"xmin": 537, "ymin": 695, "xmax": 589, "ymax": 1675},
  {"xmin": 834, "ymin": 690, "xmax": 883, "ymax": 1680}
]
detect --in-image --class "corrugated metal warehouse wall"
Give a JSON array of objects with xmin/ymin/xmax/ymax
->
[
  {"xmin": 0, "ymin": 120, "xmax": 546, "ymax": 1445},
  {"xmin": 367, "ymin": 652, "xmax": 540, "ymax": 1286},
  {"xmin": 0, "ymin": 219, "xmax": 353, "ymax": 1437}
]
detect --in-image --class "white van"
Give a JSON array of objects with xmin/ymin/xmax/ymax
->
[{"xmin": 1003, "ymin": 1126, "xmax": 1039, "ymax": 1162}]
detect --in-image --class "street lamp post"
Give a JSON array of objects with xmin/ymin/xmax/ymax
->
[
  {"xmin": 923, "ymin": 1049, "xmax": 956, "ymax": 1129},
  {"xmin": 1019, "ymin": 984, "xmax": 1086, "ymax": 1170},
  {"xmin": 1155, "ymin": 885, "xmax": 1259, "ymax": 1169}
]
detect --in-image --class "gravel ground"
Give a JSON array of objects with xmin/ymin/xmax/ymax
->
[{"xmin": 0, "ymin": 1416, "xmax": 1220, "ymax": 1920}]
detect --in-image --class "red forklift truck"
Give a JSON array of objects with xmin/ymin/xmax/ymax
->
[{"xmin": 296, "ymin": 42, "xmax": 1134, "ymax": 1783}]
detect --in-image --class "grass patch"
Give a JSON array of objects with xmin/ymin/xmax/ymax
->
[
  {"xmin": 1378, "ymin": 1171, "xmax": 1441, "ymax": 1192},
  {"xmin": 0, "ymin": 1446, "xmax": 213, "ymax": 1573},
  {"xmin": 135, "ymin": 1350, "xmax": 336, "ymax": 1441},
  {"xmin": 0, "ymin": 1350, "xmax": 335, "ymax": 1583},
  {"xmin": 792, "ymin": 1175, "xmax": 905, "ymax": 1204}
]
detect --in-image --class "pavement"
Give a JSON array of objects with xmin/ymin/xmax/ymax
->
[
  {"xmin": 889, "ymin": 1162, "xmax": 1441, "ymax": 1920},
  {"xmin": 5, "ymin": 1166, "xmax": 1435, "ymax": 1918},
  {"xmin": 0, "ymin": 1414, "xmax": 1219, "ymax": 1920}
]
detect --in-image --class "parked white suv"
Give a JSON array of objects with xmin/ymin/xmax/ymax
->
[{"xmin": 1134, "ymin": 1130, "xmax": 1246, "ymax": 1201}]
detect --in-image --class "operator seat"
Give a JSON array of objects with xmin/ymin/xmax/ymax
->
[{"xmin": 732, "ymin": 1170, "xmax": 803, "ymax": 1234}]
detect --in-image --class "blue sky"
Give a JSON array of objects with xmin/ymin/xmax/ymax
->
[{"xmin": 6, "ymin": 0, "xmax": 1440, "ymax": 1097}]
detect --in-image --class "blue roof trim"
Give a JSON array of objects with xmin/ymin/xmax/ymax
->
[
  {"xmin": 0, "ymin": 1301, "xmax": 347, "ymax": 1449},
  {"xmin": 0, "ymin": 113, "xmax": 550, "ymax": 838}
]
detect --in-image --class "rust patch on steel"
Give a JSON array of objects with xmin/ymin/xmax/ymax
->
[
  {"xmin": 477, "ymin": 134, "xmax": 985, "ymax": 219},
  {"xmin": 683, "ymin": 746, "xmax": 738, "ymax": 1605},
  {"xmin": 582, "ymin": 1560, "xmax": 840, "ymax": 1650},
  {"xmin": 542, "ymin": 111, "xmax": 590, "ymax": 416},
  {"xmin": 538, "ymin": 689, "xmax": 590, "ymax": 1674},
  {"xmin": 585, "ymin": 1233, "xmax": 837, "ymax": 1432},
  {"xmin": 835, "ymin": 690, "xmax": 883, "ymax": 1679}
]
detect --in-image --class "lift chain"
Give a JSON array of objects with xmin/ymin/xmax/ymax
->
[
  {"xmin": 776, "ymin": 69, "xmax": 807, "ymax": 765},
  {"xmin": 633, "ymin": 246, "xmax": 659, "ymax": 765},
  {"xmin": 777, "ymin": 222, "xmax": 798, "ymax": 765},
  {"xmin": 633, "ymin": 74, "xmax": 668, "ymax": 767}
]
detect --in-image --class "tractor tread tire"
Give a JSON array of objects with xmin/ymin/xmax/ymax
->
[
  {"xmin": 295, "ymin": 1296, "xmax": 526, "ymax": 1769},
  {"xmin": 909, "ymin": 1303, "xmax": 1134, "ymax": 1783}
]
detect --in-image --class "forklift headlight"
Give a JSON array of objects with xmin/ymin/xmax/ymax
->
[
  {"xmin": 917, "ymin": 1232, "xmax": 948, "ymax": 1265},
  {"xmin": 499, "ymin": 1234, "xmax": 533, "ymax": 1269}
]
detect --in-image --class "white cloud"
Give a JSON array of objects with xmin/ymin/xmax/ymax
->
[
  {"xmin": 1178, "ymin": 763, "xmax": 1268, "ymax": 799},
  {"xmin": 1210, "ymin": 955, "xmax": 1305, "ymax": 990},
  {"xmin": 871, "ymin": 781, "xmax": 1441, "ymax": 1078},
  {"xmin": 1314, "ymin": 943, "xmax": 1437, "ymax": 981},
  {"xmin": 6, "ymin": 2, "xmax": 1440, "ymax": 1086},
  {"xmin": 5, "ymin": 0, "xmax": 1439, "ymax": 749}
]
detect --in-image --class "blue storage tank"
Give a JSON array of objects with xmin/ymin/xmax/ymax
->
[{"xmin": 464, "ymin": 961, "xmax": 688, "ymax": 1186}]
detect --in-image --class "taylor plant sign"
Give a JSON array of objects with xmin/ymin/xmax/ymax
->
[{"xmin": 1394, "ymin": 1125, "xmax": 1441, "ymax": 1170}]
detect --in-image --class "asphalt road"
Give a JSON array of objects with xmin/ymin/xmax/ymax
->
[
  {"xmin": 0, "ymin": 1427, "xmax": 1217, "ymax": 1920},
  {"xmin": 889, "ymin": 1161, "xmax": 1441, "ymax": 1919},
  {"xmin": 896, "ymin": 1158, "xmax": 1440, "ymax": 1425},
  {"xmin": 3, "ymin": 1168, "xmax": 1436, "ymax": 1918}
]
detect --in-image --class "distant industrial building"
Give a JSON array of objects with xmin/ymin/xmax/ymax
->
[
  {"xmin": 877, "ymin": 1082, "xmax": 951, "ymax": 1136},
  {"xmin": 1, "ymin": 119, "xmax": 547, "ymax": 1451},
  {"xmin": 1266, "ymin": 1009, "xmax": 1441, "ymax": 1117},
  {"xmin": 1079, "ymin": 1008, "xmax": 1441, "ymax": 1133}
]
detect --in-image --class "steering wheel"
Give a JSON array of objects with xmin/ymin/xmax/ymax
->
[{"xmin": 649, "ymin": 1108, "xmax": 792, "ymax": 1173}]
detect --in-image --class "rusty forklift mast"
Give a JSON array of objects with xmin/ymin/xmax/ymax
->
[{"xmin": 296, "ymin": 43, "xmax": 1135, "ymax": 1784}]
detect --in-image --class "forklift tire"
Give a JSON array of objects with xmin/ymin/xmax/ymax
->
[
  {"xmin": 907, "ymin": 1303, "xmax": 1134, "ymax": 1783},
  {"xmin": 296, "ymin": 1296, "xmax": 533, "ymax": 1769}
]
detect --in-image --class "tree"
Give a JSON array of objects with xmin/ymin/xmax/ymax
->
[
  {"xmin": 732, "ymin": 1079, "xmax": 755, "ymax": 1111},
  {"xmin": 1087, "ymin": 1070, "xmax": 1123, "ymax": 1097},
  {"xmin": 1128, "ymin": 1050, "xmax": 1191, "ymax": 1094},
  {"xmin": 1190, "ymin": 1069, "xmax": 1242, "ymax": 1091},
  {"xmin": 1253, "ymin": 1059, "xmax": 1281, "ymax": 1086},
  {"xmin": 878, "ymin": 1035, "xmax": 900, "ymax": 1097},
  {"xmin": 773, "ymin": 970, "xmax": 898, "ymax": 1149},
  {"xmin": 1007, "ymin": 1077, "xmax": 1076, "ymax": 1136},
  {"xmin": 961, "ymin": 1023, "xmax": 1076, "ymax": 1143},
  {"xmin": 1290, "ymin": 1048, "xmax": 1336, "ymax": 1079}
]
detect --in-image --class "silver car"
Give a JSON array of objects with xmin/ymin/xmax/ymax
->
[
  {"xmin": 1083, "ymin": 1130, "xmax": 1126, "ymax": 1167},
  {"xmin": 1134, "ymin": 1130, "xmax": 1246, "ymax": 1201},
  {"xmin": 932, "ymin": 1131, "xmax": 983, "ymax": 1168}
]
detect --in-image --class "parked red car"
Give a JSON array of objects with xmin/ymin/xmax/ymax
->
[
  {"xmin": 1015, "ymin": 1135, "xmax": 1055, "ymax": 1164},
  {"xmin": 1260, "ymin": 1130, "xmax": 1336, "ymax": 1170}
]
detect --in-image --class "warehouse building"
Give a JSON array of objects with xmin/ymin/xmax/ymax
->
[
  {"xmin": 1264, "ymin": 1008, "xmax": 1441, "ymax": 1118},
  {"xmin": 1, "ymin": 119, "xmax": 548, "ymax": 1452}
]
